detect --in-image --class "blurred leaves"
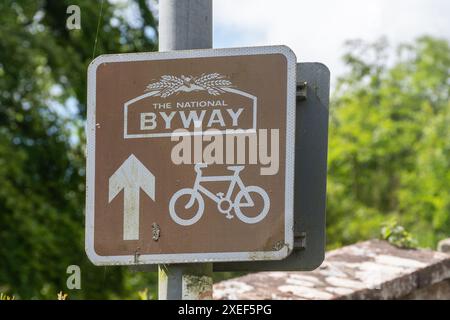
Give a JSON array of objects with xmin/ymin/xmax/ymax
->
[
  {"xmin": 137, "ymin": 287, "xmax": 154, "ymax": 300},
  {"xmin": 0, "ymin": 293, "xmax": 15, "ymax": 300},
  {"xmin": 57, "ymin": 291, "xmax": 68, "ymax": 300},
  {"xmin": 380, "ymin": 220, "xmax": 418, "ymax": 249},
  {"xmin": 328, "ymin": 36, "xmax": 450, "ymax": 249},
  {"xmin": 0, "ymin": 0, "xmax": 157, "ymax": 299}
]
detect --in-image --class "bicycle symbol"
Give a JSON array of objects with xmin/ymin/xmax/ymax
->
[{"xmin": 169, "ymin": 164, "xmax": 270, "ymax": 226}]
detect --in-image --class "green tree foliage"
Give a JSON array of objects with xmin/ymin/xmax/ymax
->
[
  {"xmin": 328, "ymin": 36, "xmax": 450, "ymax": 249},
  {"xmin": 0, "ymin": 0, "xmax": 157, "ymax": 299}
]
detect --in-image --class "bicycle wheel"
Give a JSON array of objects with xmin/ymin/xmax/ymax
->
[
  {"xmin": 234, "ymin": 186, "xmax": 270, "ymax": 224},
  {"xmin": 169, "ymin": 188, "xmax": 205, "ymax": 226}
]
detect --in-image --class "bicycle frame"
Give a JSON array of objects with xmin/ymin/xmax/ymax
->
[{"xmin": 186, "ymin": 170, "xmax": 253, "ymax": 207}]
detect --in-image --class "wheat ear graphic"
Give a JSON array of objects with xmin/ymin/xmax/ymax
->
[
  {"xmin": 145, "ymin": 75, "xmax": 184, "ymax": 98},
  {"xmin": 193, "ymin": 73, "xmax": 232, "ymax": 96},
  {"xmin": 145, "ymin": 73, "xmax": 232, "ymax": 97}
]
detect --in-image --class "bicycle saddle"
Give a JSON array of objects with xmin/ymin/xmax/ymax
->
[{"xmin": 227, "ymin": 165, "xmax": 244, "ymax": 173}]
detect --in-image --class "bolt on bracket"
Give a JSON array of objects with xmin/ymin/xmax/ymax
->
[
  {"xmin": 294, "ymin": 231, "xmax": 307, "ymax": 249},
  {"xmin": 296, "ymin": 81, "xmax": 307, "ymax": 102}
]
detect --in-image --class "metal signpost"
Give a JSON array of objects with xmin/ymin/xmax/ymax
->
[
  {"xmin": 157, "ymin": 0, "xmax": 214, "ymax": 300},
  {"xmin": 86, "ymin": 0, "xmax": 329, "ymax": 299}
]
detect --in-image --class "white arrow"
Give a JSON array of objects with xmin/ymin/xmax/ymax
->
[{"xmin": 108, "ymin": 154, "xmax": 155, "ymax": 240}]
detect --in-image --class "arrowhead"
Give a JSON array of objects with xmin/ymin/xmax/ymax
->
[{"xmin": 109, "ymin": 154, "xmax": 155, "ymax": 202}]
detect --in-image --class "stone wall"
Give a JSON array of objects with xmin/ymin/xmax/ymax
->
[{"xmin": 213, "ymin": 239, "xmax": 450, "ymax": 300}]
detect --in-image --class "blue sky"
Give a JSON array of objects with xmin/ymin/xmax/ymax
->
[{"xmin": 213, "ymin": 0, "xmax": 450, "ymax": 81}]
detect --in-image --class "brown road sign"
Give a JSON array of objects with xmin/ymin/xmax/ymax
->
[{"xmin": 86, "ymin": 46, "xmax": 297, "ymax": 265}]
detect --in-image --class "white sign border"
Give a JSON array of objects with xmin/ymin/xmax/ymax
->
[{"xmin": 86, "ymin": 45, "xmax": 297, "ymax": 265}]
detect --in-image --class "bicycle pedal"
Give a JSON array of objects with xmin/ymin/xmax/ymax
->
[
  {"xmin": 226, "ymin": 215, "xmax": 234, "ymax": 220},
  {"xmin": 216, "ymin": 192, "xmax": 224, "ymax": 198}
]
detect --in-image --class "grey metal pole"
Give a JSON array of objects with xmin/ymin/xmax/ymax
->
[
  {"xmin": 157, "ymin": 0, "xmax": 214, "ymax": 300},
  {"xmin": 159, "ymin": 0, "xmax": 212, "ymax": 51}
]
